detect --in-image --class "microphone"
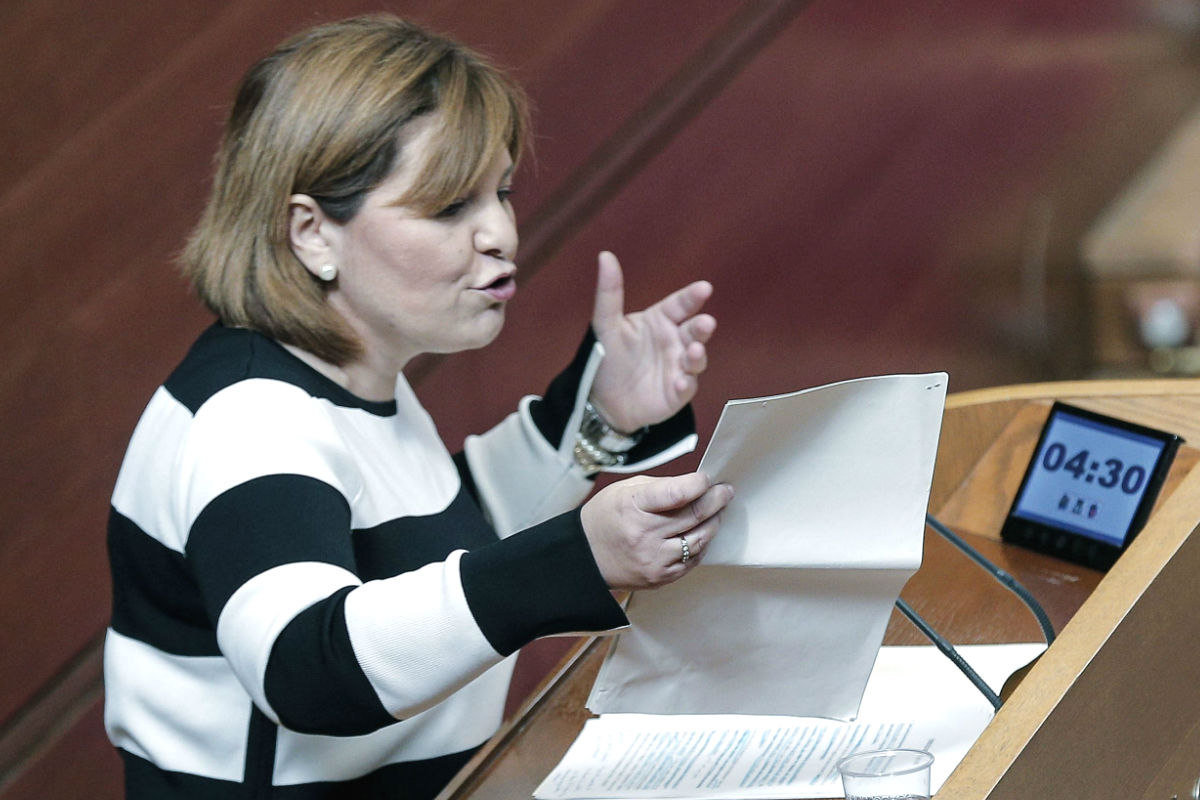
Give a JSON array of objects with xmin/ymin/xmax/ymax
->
[
  {"xmin": 891, "ymin": 513, "xmax": 1057, "ymax": 711},
  {"xmin": 894, "ymin": 597, "xmax": 1001, "ymax": 710}
]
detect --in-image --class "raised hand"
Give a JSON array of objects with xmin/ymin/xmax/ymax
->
[
  {"xmin": 580, "ymin": 472, "xmax": 733, "ymax": 590},
  {"xmin": 588, "ymin": 251, "xmax": 716, "ymax": 433}
]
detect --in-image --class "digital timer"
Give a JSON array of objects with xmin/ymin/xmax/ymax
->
[{"xmin": 1001, "ymin": 402, "xmax": 1182, "ymax": 570}]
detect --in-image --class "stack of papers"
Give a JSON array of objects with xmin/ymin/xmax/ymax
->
[{"xmin": 536, "ymin": 643, "xmax": 1045, "ymax": 799}]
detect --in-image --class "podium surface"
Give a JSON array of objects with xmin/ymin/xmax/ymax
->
[{"xmin": 436, "ymin": 380, "xmax": 1200, "ymax": 800}]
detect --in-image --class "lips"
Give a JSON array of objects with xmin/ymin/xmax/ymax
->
[{"xmin": 476, "ymin": 273, "xmax": 516, "ymax": 302}]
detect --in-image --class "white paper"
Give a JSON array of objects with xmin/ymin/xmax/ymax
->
[
  {"xmin": 537, "ymin": 643, "xmax": 1045, "ymax": 800},
  {"xmin": 588, "ymin": 374, "xmax": 948, "ymax": 719}
]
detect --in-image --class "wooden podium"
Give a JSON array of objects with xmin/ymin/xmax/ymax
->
[{"xmin": 436, "ymin": 380, "xmax": 1200, "ymax": 800}]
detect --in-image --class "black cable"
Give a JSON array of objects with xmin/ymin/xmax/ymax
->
[
  {"xmin": 888, "ymin": 514, "xmax": 1056, "ymax": 712},
  {"xmin": 894, "ymin": 597, "xmax": 1002, "ymax": 711},
  {"xmin": 925, "ymin": 512, "xmax": 1056, "ymax": 645}
]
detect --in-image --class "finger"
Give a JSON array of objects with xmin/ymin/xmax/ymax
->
[
  {"xmin": 681, "ymin": 314, "xmax": 717, "ymax": 347},
  {"xmin": 650, "ymin": 280, "xmax": 713, "ymax": 326},
  {"xmin": 682, "ymin": 340, "xmax": 707, "ymax": 375},
  {"xmin": 686, "ymin": 514, "xmax": 722, "ymax": 558},
  {"xmin": 655, "ymin": 481, "xmax": 734, "ymax": 537},
  {"xmin": 592, "ymin": 251, "xmax": 625, "ymax": 334},
  {"xmin": 672, "ymin": 372, "xmax": 698, "ymax": 399},
  {"xmin": 687, "ymin": 482, "xmax": 734, "ymax": 528},
  {"xmin": 669, "ymin": 510, "xmax": 724, "ymax": 568},
  {"xmin": 632, "ymin": 472, "xmax": 713, "ymax": 515}
]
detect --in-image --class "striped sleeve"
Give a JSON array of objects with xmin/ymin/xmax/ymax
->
[{"xmin": 463, "ymin": 330, "xmax": 699, "ymax": 537}]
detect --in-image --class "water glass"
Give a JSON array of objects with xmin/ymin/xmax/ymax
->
[{"xmin": 836, "ymin": 747, "xmax": 934, "ymax": 799}]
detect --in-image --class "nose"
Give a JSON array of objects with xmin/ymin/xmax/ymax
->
[{"xmin": 474, "ymin": 197, "xmax": 518, "ymax": 262}]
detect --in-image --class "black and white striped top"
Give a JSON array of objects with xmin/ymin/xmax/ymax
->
[{"xmin": 104, "ymin": 323, "xmax": 695, "ymax": 798}]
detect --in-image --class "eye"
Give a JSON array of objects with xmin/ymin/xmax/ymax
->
[
  {"xmin": 497, "ymin": 187, "xmax": 514, "ymax": 204},
  {"xmin": 434, "ymin": 199, "xmax": 467, "ymax": 219}
]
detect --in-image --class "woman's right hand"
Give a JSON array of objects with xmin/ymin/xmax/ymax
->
[{"xmin": 580, "ymin": 472, "xmax": 733, "ymax": 591}]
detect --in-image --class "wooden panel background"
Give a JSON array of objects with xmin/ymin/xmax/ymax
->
[{"xmin": 3, "ymin": 1, "xmax": 1200, "ymax": 795}]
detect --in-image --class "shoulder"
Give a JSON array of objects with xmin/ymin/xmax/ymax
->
[{"xmin": 164, "ymin": 324, "xmax": 395, "ymax": 417}]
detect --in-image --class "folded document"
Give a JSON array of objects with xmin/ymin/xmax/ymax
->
[{"xmin": 587, "ymin": 374, "xmax": 949, "ymax": 719}]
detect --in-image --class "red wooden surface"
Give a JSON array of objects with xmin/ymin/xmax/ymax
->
[{"xmin": 3, "ymin": 0, "xmax": 1199, "ymax": 793}]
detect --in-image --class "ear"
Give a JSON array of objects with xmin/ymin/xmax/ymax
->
[{"xmin": 288, "ymin": 194, "xmax": 341, "ymax": 279}]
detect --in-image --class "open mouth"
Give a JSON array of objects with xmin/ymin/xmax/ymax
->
[{"xmin": 477, "ymin": 274, "xmax": 516, "ymax": 302}]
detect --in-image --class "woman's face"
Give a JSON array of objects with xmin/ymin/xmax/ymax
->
[{"xmin": 323, "ymin": 115, "xmax": 518, "ymax": 373}]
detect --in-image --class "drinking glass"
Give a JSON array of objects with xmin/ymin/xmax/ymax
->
[{"xmin": 836, "ymin": 747, "xmax": 934, "ymax": 799}]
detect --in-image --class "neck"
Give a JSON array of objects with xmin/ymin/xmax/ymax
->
[{"xmin": 282, "ymin": 344, "xmax": 398, "ymax": 402}]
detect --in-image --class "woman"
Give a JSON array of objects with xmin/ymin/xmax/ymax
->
[{"xmin": 104, "ymin": 14, "xmax": 731, "ymax": 798}]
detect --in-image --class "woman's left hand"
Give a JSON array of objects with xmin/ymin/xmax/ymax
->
[{"xmin": 589, "ymin": 251, "xmax": 716, "ymax": 432}]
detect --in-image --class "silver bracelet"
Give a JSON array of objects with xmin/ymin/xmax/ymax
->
[{"xmin": 573, "ymin": 401, "xmax": 645, "ymax": 474}]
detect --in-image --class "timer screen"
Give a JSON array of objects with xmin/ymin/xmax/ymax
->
[{"xmin": 1011, "ymin": 408, "xmax": 1172, "ymax": 547}]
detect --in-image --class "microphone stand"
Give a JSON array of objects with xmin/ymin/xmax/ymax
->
[
  {"xmin": 892, "ymin": 513, "xmax": 1057, "ymax": 711},
  {"xmin": 924, "ymin": 513, "xmax": 1056, "ymax": 645}
]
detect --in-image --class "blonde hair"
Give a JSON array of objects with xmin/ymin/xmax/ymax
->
[{"xmin": 181, "ymin": 15, "xmax": 529, "ymax": 364}]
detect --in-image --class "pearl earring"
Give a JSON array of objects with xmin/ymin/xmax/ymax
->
[{"xmin": 318, "ymin": 264, "xmax": 338, "ymax": 282}]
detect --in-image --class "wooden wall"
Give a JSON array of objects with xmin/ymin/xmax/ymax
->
[{"xmin": 3, "ymin": 1, "xmax": 1200, "ymax": 795}]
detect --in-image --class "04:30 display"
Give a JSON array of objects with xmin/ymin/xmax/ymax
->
[{"xmin": 1041, "ymin": 442, "xmax": 1147, "ymax": 495}]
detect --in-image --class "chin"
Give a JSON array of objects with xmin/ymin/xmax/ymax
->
[{"xmin": 438, "ymin": 314, "xmax": 506, "ymax": 354}]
